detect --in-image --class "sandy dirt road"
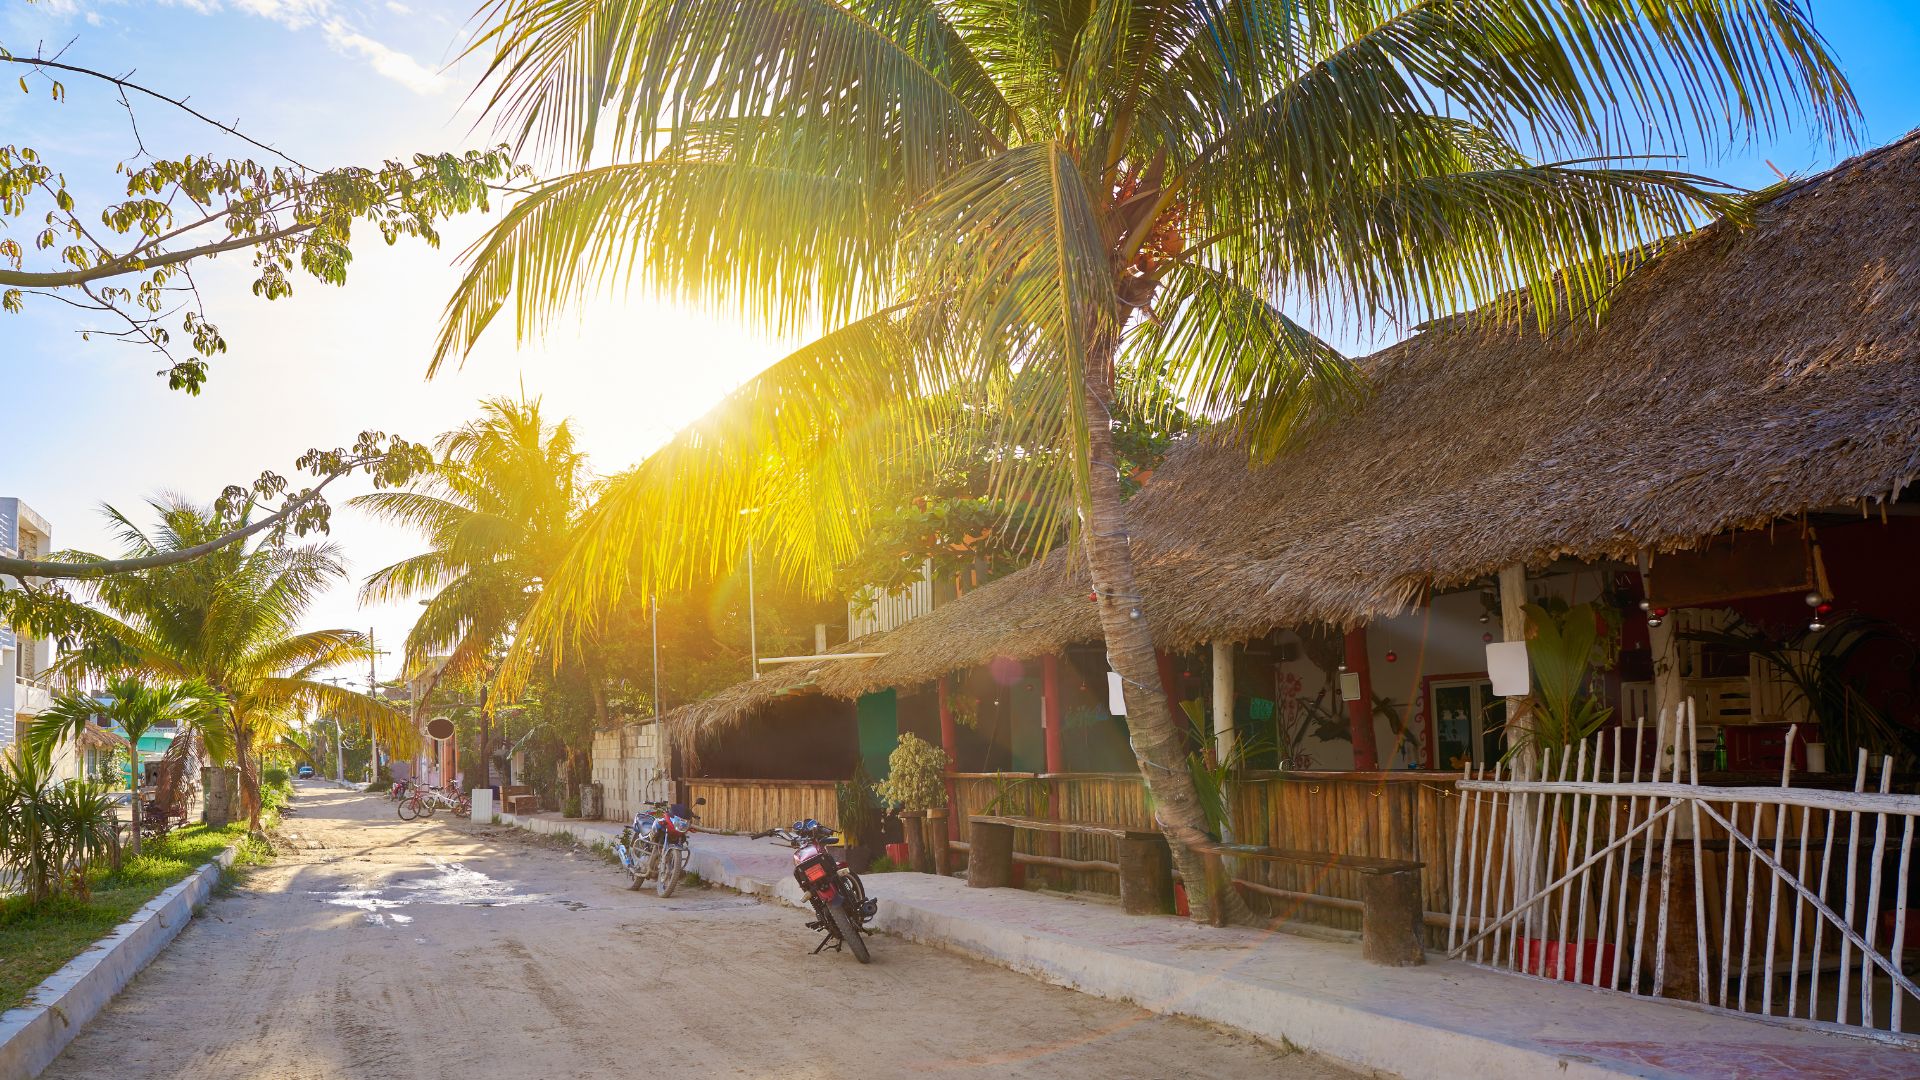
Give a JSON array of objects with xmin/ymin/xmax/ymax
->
[{"xmin": 45, "ymin": 782, "xmax": 1364, "ymax": 1080}]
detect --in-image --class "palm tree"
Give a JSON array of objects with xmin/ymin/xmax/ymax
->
[
  {"xmin": 29, "ymin": 676, "xmax": 223, "ymax": 857},
  {"xmin": 438, "ymin": 0, "xmax": 1855, "ymax": 921},
  {"xmin": 352, "ymin": 396, "xmax": 588, "ymax": 787},
  {"xmin": 51, "ymin": 498, "xmax": 414, "ymax": 833}
]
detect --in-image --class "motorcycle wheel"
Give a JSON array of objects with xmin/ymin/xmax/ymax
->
[
  {"xmin": 656, "ymin": 846, "xmax": 687, "ymax": 898},
  {"xmin": 829, "ymin": 901, "xmax": 871, "ymax": 964},
  {"xmin": 397, "ymin": 797, "xmax": 419, "ymax": 821}
]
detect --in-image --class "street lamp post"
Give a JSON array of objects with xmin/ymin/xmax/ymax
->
[
  {"xmin": 739, "ymin": 507, "xmax": 760, "ymax": 680},
  {"xmin": 324, "ymin": 676, "xmax": 348, "ymax": 783}
]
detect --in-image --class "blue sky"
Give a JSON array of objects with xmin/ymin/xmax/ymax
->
[{"xmin": 4, "ymin": 0, "xmax": 1920, "ymax": 684}]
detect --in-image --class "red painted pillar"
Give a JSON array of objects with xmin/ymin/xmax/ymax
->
[
  {"xmin": 1345, "ymin": 627, "xmax": 1380, "ymax": 771},
  {"xmin": 1040, "ymin": 655, "xmax": 1066, "ymax": 776},
  {"xmin": 1155, "ymin": 651, "xmax": 1186, "ymax": 729},
  {"xmin": 938, "ymin": 677, "xmax": 959, "ymax": 840},
  {"xmin": 1040, "ymin": 656, "xmax": 1066, "ymax": 875}
]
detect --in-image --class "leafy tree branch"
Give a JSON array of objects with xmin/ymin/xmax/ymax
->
[{"xmin": 0, "ymin": 47, "xmax": 522, "ymax": 391}]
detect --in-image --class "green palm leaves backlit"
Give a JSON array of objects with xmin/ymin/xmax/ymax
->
[{"xmin": 446, "ymin": 0, "xmax": 1856, "ymax": 664}]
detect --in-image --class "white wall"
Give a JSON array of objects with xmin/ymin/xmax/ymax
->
[{"xmin": 1274, "ymin": 573, "xmax": 1587, "ymax": 770}]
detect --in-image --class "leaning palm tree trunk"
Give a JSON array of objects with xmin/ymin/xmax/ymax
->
[{"xmin": 1081, "ymin": 347, "xmax": 1234, "ymax": 923}]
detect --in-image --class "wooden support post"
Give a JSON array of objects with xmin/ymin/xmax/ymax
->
[
  {"xmin": 1345, "ymin": 628, "xmax": 1380, "ymax": 771},
  {"xmin": 938, "ymin": 678, "xmax": 959, "ymax": 841},
  {"xmin": 1497, "ymin": 564, "xmax": 1535, "ymax": 766},
  {"xmin": 1040, "ymin": 655, "xmax": 1066, "ymax": 776},
  {"xmin": 966, "ymin": 819, "xmax": 1014, "ymax": 888},
  {"xmin": 928, "ymin": 807, "xmax": 951, "ymax": 876},
  {"xmin": 902, "ymin": 810, "xmax": 930, "ymax": 873},
  {"xmin": 1119, "ymin": 834, "xmax": 1174, "ymax": 915},
  {"xmin": 1211, "ymin": 640, "xmax": 1235, "ymax": 763},
  {"xmin": 1649, "ymin": 616, "xmax": 1686, "ymax": 774},
  {"xmin": 1156, "ymin": 651, "xmax": 1185, "ymax": 726},
  {"xmin": 1041, "ymin": 655, "xmax": 1067, "ymax": 884},
  {"xmin": 1360, "ymin": 867, "xmax": 1427, "ymax": 966},
  {"xmin": 1659, "ymin": 846, "xmax": 1701, "ymax": 998}
]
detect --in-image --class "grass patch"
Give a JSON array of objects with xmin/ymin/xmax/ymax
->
[{"xmin": 0, "ymin": 823, "xmax": 252, "ymax": 1011}]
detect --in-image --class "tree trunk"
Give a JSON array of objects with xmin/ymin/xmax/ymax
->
[
  {"xmin": 234, "ymin": 720, "xmax": 263, "ymax": 835},
  {"xmin": 1079, "ymin": 344, "xmax": 1241, "ymax": 925},
  {"xmin": 126, "ymin": 759, "xmax": 143, "ymax": 859}
]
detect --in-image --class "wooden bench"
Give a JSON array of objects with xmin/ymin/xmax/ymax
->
[
  {"xmin": 1193, "ymin": 842, "xmax": 1426, "ymax": 966},
  {"xmin": 501, "ymin": 786, "xmax": 539, "ymax": 816},
  {"xmin": 966, "ymin": 815, "xmax": 1174, "ymax": 915}
]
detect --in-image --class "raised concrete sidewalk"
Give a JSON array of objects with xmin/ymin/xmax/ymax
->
[{"xmin": 502, "ymin": 812, "xmax": 1917, "ymax": 1080}]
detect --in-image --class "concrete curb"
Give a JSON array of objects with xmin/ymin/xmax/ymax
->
[{"xmin": 0, "ymin": 843, "xmax": 239, "ymax": 1080}]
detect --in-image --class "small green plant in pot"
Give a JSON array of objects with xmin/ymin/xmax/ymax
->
[
  {"xmin": 873, "ymin": 734, "xmax": 950, "ymax": 873},
  {"xmin": 1507, "ymin": 599, "xmax": 1616, "ymax": 764}
]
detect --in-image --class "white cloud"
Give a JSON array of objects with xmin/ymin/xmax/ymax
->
[
  {"xmin": 323, "ymin": 18, "xmax": 446, "ymax": 94},
  {"xmin": 385, "ymin": 1, "xmax": 411, "ymax": 13},
  {"xmin": 230, "ymin": 0, "xmax": 333, "ymax": 31}
]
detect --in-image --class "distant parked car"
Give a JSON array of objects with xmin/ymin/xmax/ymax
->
[{"xmin": 296, "ymin": 765, "xmax": 315, "ymax": 779}]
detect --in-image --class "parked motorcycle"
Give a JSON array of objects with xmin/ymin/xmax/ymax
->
[
  {"xmin": 613, "ymin": 797, "xmax": 704, "ymax": 897},
  {"xmin": 750, "ymin": 819, "xmax": 877, "ymax": 963}
]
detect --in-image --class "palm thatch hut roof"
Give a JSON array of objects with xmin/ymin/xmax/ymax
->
[{"xmin": 664, "ymin": 130, "xmax": 1920, "ymax": 749}]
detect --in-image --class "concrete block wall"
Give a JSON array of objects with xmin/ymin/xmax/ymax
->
[{"xmin": 590, "ymin": 720, "xmax": 668, "ymax": 823}]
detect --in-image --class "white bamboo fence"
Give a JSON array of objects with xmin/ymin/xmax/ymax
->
[{"xmin": 1449, "ymin": 702, "xmax": 1919, "ymax": 1045}]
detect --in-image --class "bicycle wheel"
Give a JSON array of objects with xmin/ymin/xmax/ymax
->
[
  {"xmin": 398, "ymin": 796, "xmax": 419, "ymax": 821},
  {"xmin": 655, "ymin": 846, "xmax": 687, "ymax": 898},
  {"xmin": 829, "ymin": 901, "xmax": 871, "ymax": 964},
  {"xmin": 418, "ymin": 797, "xmax": 438, "ymax": 818}
]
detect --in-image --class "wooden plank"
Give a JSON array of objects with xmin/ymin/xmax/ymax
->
[
  {"xmin": 968, "ymin": 814, "xmax": 1162, "ymax": 840},
  {"xmin": 1191, "ymin": 841, "xmax": 1422, "ymax": 875}
]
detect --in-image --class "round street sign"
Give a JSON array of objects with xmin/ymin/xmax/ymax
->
[{"xmin": 425, "ymin": 716, "xmax": 455, "ymax": 742}]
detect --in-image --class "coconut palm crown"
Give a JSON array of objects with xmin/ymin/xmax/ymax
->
[
  {"xmin": 440, "ymin": 0, "xmax": 1856, "ymax": 921},
  {"xmin": 50, "ymin": 498, "xmax": 414, "ymax": 833}
]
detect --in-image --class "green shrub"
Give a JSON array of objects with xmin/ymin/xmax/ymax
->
[
  {"xmin": 562, "ymin": 796, "xmax": 581, "ymax": 818},
  {"xmin": 865, "ymin": 854, "xmax": 905, "ymax": 874},
  {"xmin": 262, "ymin": 767, "xmax": 290, "ymax": 789},
  {"xmin": 872, "ymin": 733, "xmax": 950, "ymax": 812},
  {"xmin": 0, "ymin": 746, "xmax": 118, "ymax": 905}
]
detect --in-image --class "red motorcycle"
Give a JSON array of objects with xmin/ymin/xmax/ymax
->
[
  {"xmin": 616, "ymin": 799, "xmax": 702, "ymax": 897},
  {"xmin": 751, "ymin": 819, "xmax": 877, "ymax": 963}
]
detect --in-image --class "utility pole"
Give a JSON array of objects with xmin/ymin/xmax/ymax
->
[
  {"xmin": 366, "ymin": 628, "xmax": 389, "ymax": 785},
  {"xmin": 324, "ymin": 676, "xmax": 348, "ymax": 783},
  {"xmin": 651, "ymin": 594, "xmax": 661, "ymax": 719}
]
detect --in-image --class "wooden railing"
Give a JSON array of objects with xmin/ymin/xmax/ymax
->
[
  {"xmin": 953, "ymin": 769, "xmax": 1465, "ymax": 941},
  {"xmin": 685, "ymin": 778, "xmax": 840, "ymax": 835}
]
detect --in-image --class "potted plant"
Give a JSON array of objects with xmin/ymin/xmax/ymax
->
[
  {"xmin": 1511, "ymin": 599, "xmax": 1620, "ymax": 984},
  {"xmin": 835, "ymin": 762, "xmax": 883, "ymax": 873},
  {"xmin": 873, "ymin": 733, "xmax": 951, "ymax": 874}
]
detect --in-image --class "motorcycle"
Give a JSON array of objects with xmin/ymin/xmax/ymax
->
[
  {"xmin": 750, "ymin": 819, "xmax": 877, "ymax": 964},
  {"xmin": 613, "ymin": 797, "xmax": 704, "ymax": 897}
]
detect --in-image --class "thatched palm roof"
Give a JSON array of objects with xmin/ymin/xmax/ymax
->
[{"xmin": 665, "ymin": 130, "xmax": 1920, "ymax": 748}]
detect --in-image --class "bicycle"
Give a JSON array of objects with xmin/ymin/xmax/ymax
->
[{"xmin": 397, "ymin": 786, "xmax": 470, "ymax": 820}]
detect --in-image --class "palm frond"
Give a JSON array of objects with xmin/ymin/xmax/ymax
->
[
  {"xmin": 1124, "ymin": 262, "xmax": 1363, "ymax": 458},
  {"xmin": 433, "ymin": 159, "xmax": 889, "ymax": 370}
]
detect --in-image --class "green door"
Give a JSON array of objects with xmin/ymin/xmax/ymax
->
[
  {"xmin": 856, "ymin": 690, "xmax": 899, "ymax": 778},
  {"xmin": 1009, "ymin": 676, "xmax": 1045, "ymax": 772}
]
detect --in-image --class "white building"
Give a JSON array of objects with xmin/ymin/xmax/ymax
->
[{"xmin": 0, "ymin": 498, "xmax": 62, "ymax": 770}]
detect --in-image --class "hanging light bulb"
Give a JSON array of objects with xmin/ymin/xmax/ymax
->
[
  {"xmin": 1384, "ymin": 650, "xmax": 1398, "ymax": 663},
  {"xmin": 1810, "ymin": 602, "xmax": 1834, "ymax": 633},
  {"xmin": 1647, "ymin": 607, "xmax": 1668, "ymax": 628}
]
